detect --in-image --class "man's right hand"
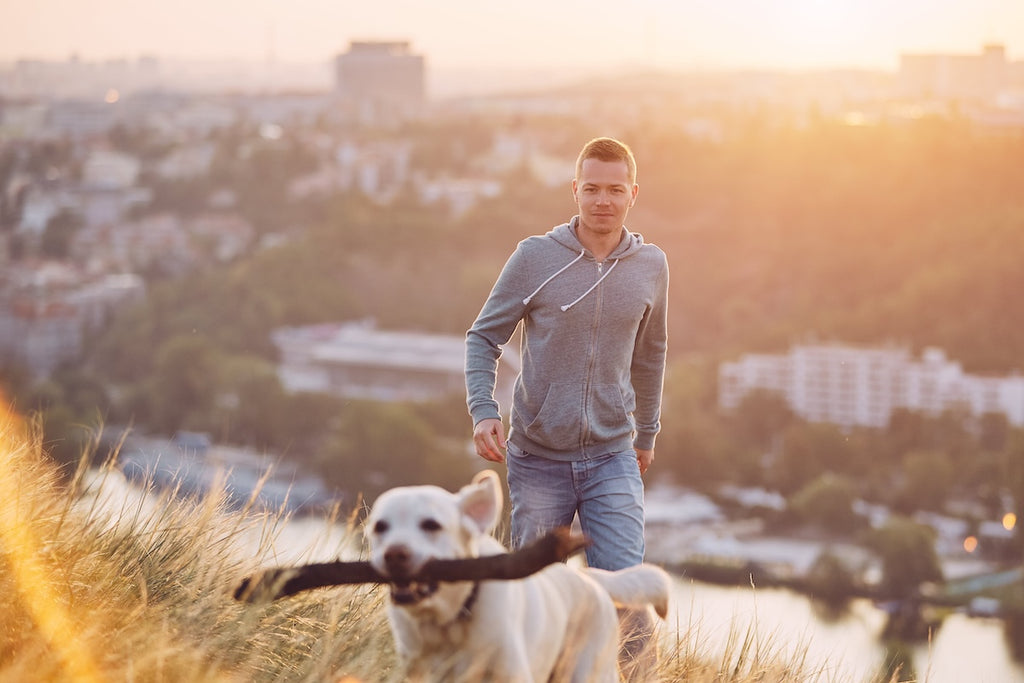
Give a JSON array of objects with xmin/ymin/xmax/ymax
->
[{"xmin": 473, "ymin": 418, "xmax": 507, "ymax": 463}]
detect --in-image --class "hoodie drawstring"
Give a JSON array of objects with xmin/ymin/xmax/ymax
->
[
  {"xmin": 521, "ymin": 250, "xmax": 620, "ymax": 312},
  {"xmin": 522, "ymin": 250, "xmax": 585, "ymax": 305},
  {"xmin": 560, "ymin": 259, "xmax": 618, "ymax": 311}
]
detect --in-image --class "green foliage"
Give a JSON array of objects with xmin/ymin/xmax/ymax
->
[
  {"xmin": 317, "ymin": 400, "xmax": 478, "ymax": 501},
  {"xmin": 789, "ymin": 474, "xmax": 860, "ymax": 534},
  {"xmin": 897, "ymin": 450, "xmax": 955, "ymax": 513},
  {"xmin": 804, "ymin": 550, "xmax": 856, "ymax": 606},
  {"xmin": 147, "ymin": 333, "xmax": 223, "ymax": 434},
  {"xmin": 864, "ymin": 516, "xmax": 943, "ymax": 599},
  {"xmin": 769, "ymin": 422, "xmax": 856, "ymax": 495},
  {"xmin": 729, "ymin": 389, "xmax": 794, "ymax": 452}
]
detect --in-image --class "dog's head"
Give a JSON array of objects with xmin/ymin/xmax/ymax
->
[{"xmin": 365, "ymin": 469, "xmax": 503, "ymax": 606}]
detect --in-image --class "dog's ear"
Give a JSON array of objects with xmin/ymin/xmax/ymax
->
[{"xmin": 458, "ymin": 469, "xmax": 502, "ymax": 534}]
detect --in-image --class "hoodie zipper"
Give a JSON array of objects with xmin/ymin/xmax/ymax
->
[{"xmin": 580, "ymin": 260, "xmax": 606, "ymax": 448}]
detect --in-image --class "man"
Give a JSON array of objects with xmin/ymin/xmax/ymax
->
[{"xmin": 465, "ymin": 136, "xmax": 669, "ymax": 572}]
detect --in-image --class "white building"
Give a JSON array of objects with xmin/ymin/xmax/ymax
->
[
  {"xmin": 719, "ymin": 343, "xmax": 1024, "ymax": 428},
  {"xmin": 273, "ymin": 321, "xmax": 519, "ymax": 405},
  {"xmin": 81, "ymin": 149, "xmax": 140, "ymax": 190},
  {"xmin": 899, "ymin": 43, "xmax": 1022, "ymax": 102}
]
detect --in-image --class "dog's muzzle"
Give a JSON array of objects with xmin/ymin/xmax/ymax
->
[
  {"xmin": 381, "ymin": 544, "xmax": 439, "ymax": 606},
  {"xmin": 389, "ymin": 580, "xmax": 440, "ymax": 605}
]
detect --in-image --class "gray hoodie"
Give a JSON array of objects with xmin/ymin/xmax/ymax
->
[{"xmin": 465, "ymin": 216, "xmax": 669, "ymax": 461}]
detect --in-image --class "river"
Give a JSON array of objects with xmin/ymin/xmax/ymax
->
[{"xmin": 672, "ymin": 578, "xmax": 1024, "ymax": 682}]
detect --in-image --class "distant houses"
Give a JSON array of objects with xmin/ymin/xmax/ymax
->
[
  {"xmin": 719, "ymin": 343, "xmax": 1024, "ymax": 429},
  {"xmin": 0, "ymin": 265, "xmax": 144, "ymax": 377}
]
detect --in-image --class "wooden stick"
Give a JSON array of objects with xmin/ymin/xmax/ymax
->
[{"xmin": 234, "ymin": 527, "xmax": 587, "ymax": 603}]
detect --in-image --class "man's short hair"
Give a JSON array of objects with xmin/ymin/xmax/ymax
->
[{"xmin": 575, "ymin": 137, "xmax": 637, "ymax": 185}]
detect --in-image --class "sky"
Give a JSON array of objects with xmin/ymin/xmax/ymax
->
[{"xmin": 1, "ymin": 0, "xmax": 1023, "ymax": 72}]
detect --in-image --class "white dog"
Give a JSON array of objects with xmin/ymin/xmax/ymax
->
[{"xmin": 365, "ymin": 469, "xmax": 672, "ymax": 682}]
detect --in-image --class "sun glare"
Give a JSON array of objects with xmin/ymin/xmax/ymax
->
[
  {"xmin": 773, "ymin": 0, "xmax": 864, "ymax": 63},
  {"xmin": 0, "ymin": 401, "xmax": 104, "ymax": 683}
]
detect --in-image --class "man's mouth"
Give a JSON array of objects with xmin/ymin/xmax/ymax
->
[{"xmin": 389, "ymin": 580, "xmax": 439, "ymax": 605}]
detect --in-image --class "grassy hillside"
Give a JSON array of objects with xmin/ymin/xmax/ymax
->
[{"xmin": 0, "ymin": 400, "xmax": 907, "ymax": 682}]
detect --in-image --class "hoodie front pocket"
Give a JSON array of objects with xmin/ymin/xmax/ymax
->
[
  {"xmin": 525, "ymin": 382, "xmax": 631, "ymax": 451},
  {"xmin": 586, "ymin": 383, "xmax": 632, "ymax": 443},
  {"xmin": 525, "ymin": 383, "xmax": 584, "ymax": 451}
]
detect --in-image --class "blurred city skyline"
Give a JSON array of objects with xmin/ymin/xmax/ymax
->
[{"xmin": 2, "ymin": 0, "xmax": 1023, "ymax": 74}]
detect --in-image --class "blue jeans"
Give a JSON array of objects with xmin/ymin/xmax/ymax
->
[{"xmin": 505, "ymin": 443, "xmax": 645, "ymax": 571}]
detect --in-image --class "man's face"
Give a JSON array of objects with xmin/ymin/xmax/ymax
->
[{"xmin": 572, "ymin": 158, "xmax": 638, "ymax": 237}]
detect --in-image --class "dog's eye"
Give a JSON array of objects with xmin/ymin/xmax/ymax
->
[
  {"xmin": 420, "ymin": 518, "xmax": 442, "ymax": 532},
  {"xmin": 373, "ymin": 520, "xmax": 390, "ymax": 535}
]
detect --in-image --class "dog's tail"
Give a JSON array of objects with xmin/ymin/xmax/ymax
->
[{"xmin": 583, "ymin": 564, "xmax": 672, "ymax": 619}]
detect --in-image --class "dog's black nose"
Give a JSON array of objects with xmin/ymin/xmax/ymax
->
[{"xmin": 384, "ymin": 545, "xmax": 414, "ymax": 578}]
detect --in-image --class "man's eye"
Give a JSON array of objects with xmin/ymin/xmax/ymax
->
[
  {"xmin": 420, "ymin": 518, "xmax": 442, "ymax": 532},
  {"xmin": 373, "ymin": 520, "xmax": 389, "ymax": 534}
]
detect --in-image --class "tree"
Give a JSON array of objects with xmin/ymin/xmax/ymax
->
[
  {"xmin": 805, "ymin": 550, "xmax": 856, "ymax": 606},
  {"xmin": 864, "ymin": 516, "xmax": 943, "ymax": 598},
  {"xmin": 897, "ymin": 450, "xmax": 954, "ymax": 513},
  {"xmin": 213, "ymin": 355, "xmax": 291, "ymax": 450},
  {"xmin": 770, "ymin": 422, "xmax": 854, "ymax": 494},
  {"xmin": 789, "ymin": 473, "xmax": 860, "ymax": 534},
  {"xmin": 730, "ymin": 388, "xmax": 793, "ymax": 451},
  {"xmin": 147, "ymin": 334, "xmax": 223, "ymax": 434},
  {"xmin": 317, "ymin": 400, "xmax": 477, "ymax": 502},
  {"xmin": 978, "ymin": 411, "xmax": 1010, "ymax": 452}
]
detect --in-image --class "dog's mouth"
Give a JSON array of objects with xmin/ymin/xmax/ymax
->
[{"xmin": 389, "ymin": 580, "xmax": 439, "ymax": 606}]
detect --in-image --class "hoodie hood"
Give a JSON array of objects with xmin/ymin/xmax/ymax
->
[
  {"xmin": 522, "ymin": 216, "xmax": 645, "ymax": 311},
  {"xmin": 548, "ymin": 216, "xmax": 646, "ymax": 260}
]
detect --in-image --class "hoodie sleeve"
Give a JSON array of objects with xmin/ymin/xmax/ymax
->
[
  {"xmin": 630, "ymin": 248, "xmax": 670, "ymax": 451},
  {"xmin": 465, "ymin": 243, "xmax": 530, "ymax": 426}
]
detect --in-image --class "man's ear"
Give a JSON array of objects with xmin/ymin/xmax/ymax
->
[{"xmin": 458, "ymin": 469, "xmax": 502, "ymax": 535}]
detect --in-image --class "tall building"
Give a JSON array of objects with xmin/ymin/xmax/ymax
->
[
  {"xmin": 719, "ymin": 343, "xmax": 1024, "ymax": 429},
  {"xmin": 333, "ymin": 41, "xmax": 425, "ymax": 119},
  {"xmin": 899, "ymin": 43, "xmax": 1013, "ymax": 101}
]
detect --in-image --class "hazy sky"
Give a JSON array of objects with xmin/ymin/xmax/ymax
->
[{"xmin": 2, "ymin": 0, "xmax": 1023, "ymax": 71}]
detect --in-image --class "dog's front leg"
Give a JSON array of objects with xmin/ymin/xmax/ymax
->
[{"xmin": 486, "ymin": 637, "xmax": 536, "ymax": 683}]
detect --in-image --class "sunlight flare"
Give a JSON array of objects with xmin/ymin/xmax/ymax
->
[{"xmin": 0, "ymin": 400, "xmax": 104, "ymax": 683}]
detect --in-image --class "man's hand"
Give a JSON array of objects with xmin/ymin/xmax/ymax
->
[
  {"xmin": 473, "ymin": 418, "xmax": 507, "ymax": 463},
  {"xmin": 636, "ymin": 448, "xmax": 654, "ymax": 475}
]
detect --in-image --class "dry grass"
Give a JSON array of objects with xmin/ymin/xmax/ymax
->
[{"xmin": 0, "ymin": 404, "xmax": 906, "ymax": 682}]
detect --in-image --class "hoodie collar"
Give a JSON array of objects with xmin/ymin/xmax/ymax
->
[
  {"xmin": 522, "ymin": 217, "xmax": 644, "ymax": 312},
  {"xmin": 548, "ymin": 216, "xmax": 645, "ymax": 261}
]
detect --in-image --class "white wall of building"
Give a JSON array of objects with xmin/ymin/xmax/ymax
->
[{"xmin": 720, "ymin": 343, "xmax": 1024, "ymax": 428}]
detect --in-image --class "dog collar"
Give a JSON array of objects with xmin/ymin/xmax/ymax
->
[{"xmin": 456, "ymin": 581, "xmax": 481, "ymax": 622}]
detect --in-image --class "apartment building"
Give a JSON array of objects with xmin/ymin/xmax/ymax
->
[
  {"xmin": 899, "ymin": 43, "xmax": 1021, "ymax": 102},
  {"xmin": 719, "ymin": 343, "xmax": 1024, "ymax": 428},
  {"xmin": 273, "ymin": 321, "xmax": 519, "ymax": 406}
]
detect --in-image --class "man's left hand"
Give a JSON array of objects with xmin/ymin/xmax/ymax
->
[{"xmin": 636, "ymin": 448, "xmax": 654, "ymax": 475}]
